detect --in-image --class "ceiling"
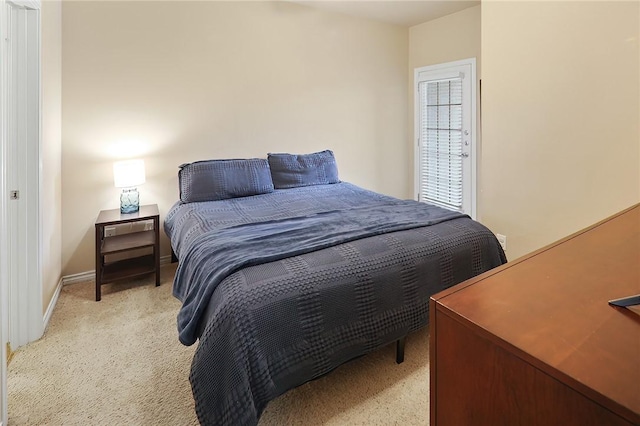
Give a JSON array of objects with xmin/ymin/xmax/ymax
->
[{"xmin": 289, "ymin": 0, "xmax": 479, "ymax": 28}]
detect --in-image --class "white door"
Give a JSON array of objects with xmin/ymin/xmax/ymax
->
[
  {"xmin": 0, "ymin": 1, "xmax": 42, "ymax": 423},
  {"xmin": 6, "ymin": 0, "xmax": 42, "ymax": 349},
  {"xmin": 415, "ymin": 59, "xmax": 476, "ymax": 218}
]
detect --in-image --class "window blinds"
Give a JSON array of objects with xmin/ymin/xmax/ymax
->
[{"xmin": 418, "ymin": 78, "xmax": 463, "ymax": 211}]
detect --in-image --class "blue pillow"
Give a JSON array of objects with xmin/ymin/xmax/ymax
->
[
  {"xmin": 267, "ymin": 150, "xmax": 340, "ymax": 189},
  {"xmin": 178, "ymin": 158, "xmax": 274, "ymax": 203}
]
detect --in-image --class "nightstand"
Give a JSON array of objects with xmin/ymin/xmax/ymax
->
[{"xmin": 94, "ymin": 204, "xmax": 160, "ymax": 301}]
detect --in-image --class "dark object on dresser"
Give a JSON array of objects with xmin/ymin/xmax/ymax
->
[{"xmin": 608, "ymin": 293, "xmax": 640, "ymax": 307}]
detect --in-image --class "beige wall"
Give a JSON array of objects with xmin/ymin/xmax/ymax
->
[
  {"xmin": 481, "ymin": 1, "xmax": 640, "ymax": 260},
  {"xmin": 408, "ymin": 5, "xmax": 480, "ymax": 202},
  {"xmin": 61, "ymin": 1, "xmax": 409, "ymax": 275},
  {"xmin": 409, "ymin": 5, "xmax": 480, "ymax": 70},
  {"xmin": 61, "ymin": 1, "xmax": 638, "ymax": 275},
  {"xmin": 42, "ymin": 0, "xmax": 63, "ymax": 312}
]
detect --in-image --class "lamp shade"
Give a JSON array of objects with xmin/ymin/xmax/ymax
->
[{"xmin": 113, "ymin": 159, "xmax": 146, "ymax": 188}]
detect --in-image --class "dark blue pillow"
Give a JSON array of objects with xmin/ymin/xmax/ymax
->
[
  {"xmin": 267, "ymin": 150, "xmax": 339, "ymax": 189},
  {"xmin": 178, "ymin": 158, "xmax": 274, "ymax": 203}
]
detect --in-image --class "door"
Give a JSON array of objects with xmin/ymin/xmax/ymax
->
[
  {"xmin": 415, "ymin": 59, "xmax": 476, "ymax": 218},
  {"xmin": 0, "ymin": 1, "xmax": 42, "ymax": 422},
  {"xmin": 6, "ymin": 0, "xmax": 42, "ymax": 349}
]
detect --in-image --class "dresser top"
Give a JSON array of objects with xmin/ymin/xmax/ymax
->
[{"xmin": 433, "ymin": 204, "xmax": 640, "ymax": 420}]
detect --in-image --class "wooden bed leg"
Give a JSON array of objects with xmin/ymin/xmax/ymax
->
[{"xmin": 396, "ymin": 336, "xmax": 406, "ymax": 364}]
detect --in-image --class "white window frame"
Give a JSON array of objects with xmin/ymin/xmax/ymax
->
[{"xmin": 414, "ymin": 58, "xmax": 477, "ymax": 219}]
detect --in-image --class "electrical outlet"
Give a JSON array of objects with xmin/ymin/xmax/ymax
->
[
  {"xmin": 105, "ymin": 226, "xmax": 116, "ymax": 237},
  {"xmin": 144, "ymin": 221, "xmax": 154, "ymax": 231},
  {"xmin": 496, "ymin": 234, "xmax": 507, "ymax": 251}
]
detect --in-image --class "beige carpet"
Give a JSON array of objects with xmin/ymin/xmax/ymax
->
[{"xmin": 8, "ymin": 264, "xmax": 430, "ymax": 425}]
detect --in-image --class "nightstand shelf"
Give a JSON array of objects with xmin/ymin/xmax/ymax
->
[
  {"xmin": 95, "ymin": 204, "xmax": 160, "ymax": 301},
  {"xmin": 101, "ymin": 230, "xmax": 156, "ymax": 255},
  {"xmin": 102, "ymin": 255, "xmax": 156, "ymax": 282}
]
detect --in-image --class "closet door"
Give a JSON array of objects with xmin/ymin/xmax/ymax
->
[
  {"xmin": 1, "ymin": 1, "xmax": 43, "ymax": 422},
  {"xmin": 6, "ymin": 0, "xmax": 42, "ymax": 350}
]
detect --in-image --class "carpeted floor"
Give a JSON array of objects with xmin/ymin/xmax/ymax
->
[{"xmin": 8, "ymin": 263, "xmax": 429, "ymax": 425}]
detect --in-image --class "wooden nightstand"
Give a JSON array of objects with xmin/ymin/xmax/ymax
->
[{"xmin": 94, "ymin": 204, "xmax": 160, "ymax": 301}]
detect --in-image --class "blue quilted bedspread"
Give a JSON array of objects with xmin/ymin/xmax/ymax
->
[{"xmin": 165, "ymin": 182, "xmax": 506, "ymax": 425}]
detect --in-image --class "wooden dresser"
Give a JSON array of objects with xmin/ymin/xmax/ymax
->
[{"xmin": 430, "ymin": 205, "xmax": 640, "ymax": 425}]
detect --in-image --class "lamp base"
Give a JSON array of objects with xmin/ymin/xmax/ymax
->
[{"xmin": 120, "ymin": 188, "xmax": 140, "ymax": 214}]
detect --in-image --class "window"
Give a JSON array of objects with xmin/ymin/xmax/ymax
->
[{"xmin": 415, "ymin": 59, "xmax": 476, "ymax": 218}]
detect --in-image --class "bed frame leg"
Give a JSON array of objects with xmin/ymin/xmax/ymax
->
[{"xmin": 396, "ymin": 336, "xmax": 406, "ymax": 364}]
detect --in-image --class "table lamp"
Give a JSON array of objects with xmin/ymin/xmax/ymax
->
[{"xmin": 113, "ymin": 159, "xmax": 145, "ymax": 214}]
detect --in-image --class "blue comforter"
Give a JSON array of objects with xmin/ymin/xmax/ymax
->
[
  {"xmin": 165, "ymin": 182, "xmax": 506, "ymax": 425},
  {"xmin": 173, "ymin": 197, "xmax": 465, "ymax": 345}
]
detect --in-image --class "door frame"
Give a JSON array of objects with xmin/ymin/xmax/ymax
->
[{"xmin": 0, "ymin": 2, "xmax": 8, "ymax": 423}]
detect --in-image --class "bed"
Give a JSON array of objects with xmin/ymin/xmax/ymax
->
[{"xmin": 165, "ymin": 151, "xmax": 506, "ymax": 425}]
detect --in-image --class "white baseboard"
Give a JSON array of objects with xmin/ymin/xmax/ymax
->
[
  {"xmin": 43, "ymin": 277, "xmax": 63, "ymax": 332},
  {"xmin": 62, "ymin": 254, "xmax": 173, "ymax": 286},
  {"xmin": 61, "ymin": 270, "xmax": 94, "ymax": 286}
]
